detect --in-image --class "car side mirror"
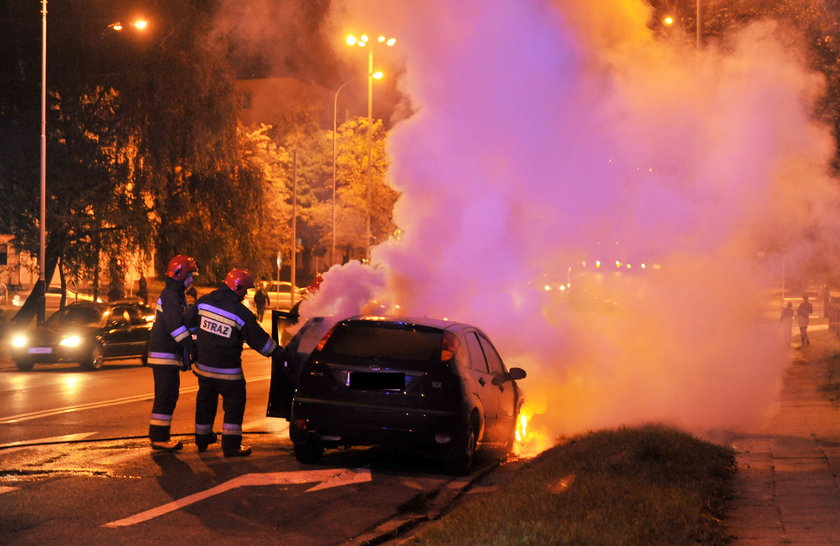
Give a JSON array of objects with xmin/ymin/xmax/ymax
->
[{"xmin": 492, "ymin": 367, "xmax": 527, "ymax": 386}]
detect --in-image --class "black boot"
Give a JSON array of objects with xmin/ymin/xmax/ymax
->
[
  {"xmin": 151, "ymin": 440, "xmax": 183, "ymax": 452},
  {"xmin": 223, "ymin": 445, "xmax": 252, "ymax": 457},
  {"xmin": 195, "ymin": 432, "xmax": 218, "ymax": 453}
]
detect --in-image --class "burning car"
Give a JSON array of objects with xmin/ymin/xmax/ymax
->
[{"xmin": 268, "ymin": 315, "xmax": 526, "ymax": 475}]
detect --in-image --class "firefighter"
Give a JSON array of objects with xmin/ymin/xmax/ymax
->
[
  {"xmin": 187, "ymin": 268, "xmax": 281, "ymax": 456},
  {"xmin": 146, "ymin": 254, "xmax": 199, "ymax": 452}
]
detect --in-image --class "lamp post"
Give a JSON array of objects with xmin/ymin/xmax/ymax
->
[
  {"xmin": 346, "ymin": 34, "xmax": 395, "ymax": 262},
  {"xmin": 332, "ymin": 79, "xmax": 353, "ymax": 267},
  {"xmin": 37, "ymin": 6, "xmax": 148, "ymax": 322},
  {"xmin": 38, "ymin": 0, "xmax": 47, "ymax": 323},
  {"xmin": 696, "ymin": 0, "xmax": 703, "ymax": 49}
]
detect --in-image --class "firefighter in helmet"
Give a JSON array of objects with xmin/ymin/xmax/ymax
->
[
  {"xmin": 146, "ymin": 254, "xmax": 199, "ymax": 452},
  {"xmin": 186, "ymin": 268, "xmax": 282, "ymax": 456}
]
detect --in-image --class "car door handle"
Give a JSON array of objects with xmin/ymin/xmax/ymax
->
[{"xmin": 478, "ymin": 377, "xmax": 486, "ymax": 387}]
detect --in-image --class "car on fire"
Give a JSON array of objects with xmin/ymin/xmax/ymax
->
[
  {"xmin": 9, "ymin": 299, "xmax": 155, "ymax": 371},
  {"xmin": 267, "ymin": 315, "xmax": 526, "ymax": 475}
]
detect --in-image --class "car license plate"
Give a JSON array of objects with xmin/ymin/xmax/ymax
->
[
  {"xmin": 27, "ymin": 347, "xmax": 53, "ymax": 354},
  {"xmin": 349, "ymin": 372, "xmax": 405, "ymax": 390}
]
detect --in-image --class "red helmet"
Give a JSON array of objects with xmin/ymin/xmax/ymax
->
[
  {"xmin": 166, "ymin": 255, "xmax": 198, "ymax": 282},
  {"xmin": 224, "ymin": 268, "xmax": 255, "ymax": 297}
]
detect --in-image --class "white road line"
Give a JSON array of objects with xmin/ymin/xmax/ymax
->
[
  {"xmin": 0, "ymin": 432, "xmax": 99, "ymax": 449},
  {"xmin": 0, "ymin": 374, "xmax": 270, "ymax": 424},
  {"xmin": 102, "ymin": 467, "xmax": 372, "ymax": 528}
]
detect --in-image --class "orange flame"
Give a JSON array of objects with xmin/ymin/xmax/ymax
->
[{"xmin": 513, "ymin": 402, "xmax": 553, "ymax": 458}]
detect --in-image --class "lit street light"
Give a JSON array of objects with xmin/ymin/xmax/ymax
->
[
  {"xmin": 107, "ymin": 19, "xmax": 148, "ymax": 32},
  {"xmin": 345, "ymin": 33, "xmax": 395, "ymax": 261},
  {"xmin": 38, "ymin": 2, "xmax": 147, "ymax": 322}
]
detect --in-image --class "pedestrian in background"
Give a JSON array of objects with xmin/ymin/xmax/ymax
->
[
  {"xmin": 137, "ymin": 273, "xmax": 148, "ymax": 304},
  {"xmin": 186, "ymin": 268, "xmax": 281, "ymax": 456},
  {"xmin": 254, "ymin": 281, "xmax": 270, "ymax": 322},
  {"xmin": 146, "ymin": 255, "xmax": 199, "ymax": 452},
  {"xmin": 796, "ymin": 295, "xmax": 813, "ymax": 347},
  {"xmin": 780, "ymin": 301, "xmax": 794, "ymax": 346}
]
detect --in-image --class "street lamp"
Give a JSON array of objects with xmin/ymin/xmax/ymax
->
[
  {"xmin": 332, "ymin": 79, "xmax": 354, "ymax": 267},
  {"xmin": 107, "ymin": 19, "xmax": 149, "ymax": 32},
  {"xmin": 38, "ymin": 0, "xmax": 47, "ymax": 323},
  {"xmin": 38, "ymin": 2, "xmax": 148, "ymax": 322},
  {"xmin": 345, "ymin": 33, "xmax": 395, "ymax": 261},
  {"xmin": 696, "ymin": 0, "xmax": 703, "ymax": 49}
]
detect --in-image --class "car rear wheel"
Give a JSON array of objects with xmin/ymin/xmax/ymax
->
[
  {"xmin": 84, "ymin": 345, "xmax": 104, "ymax": 371},
  {"xmin": 446, "ymin": 419, "xmax": 477, "ymax": 476},
  {"xmin": 14, "ymin": 359, "xmax": 35, "ymax": 372},
  {"xmin": 292, "ymin": 438, "xmax": 324, "ymax": 464}
]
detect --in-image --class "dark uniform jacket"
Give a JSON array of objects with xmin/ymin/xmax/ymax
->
[
  {"xmin": 186, "ymin": 285, "xmax": 278, "ymax": 380},
  {"xmin": 147, "ymin": 277, "xmax": 195, "ymax": 367}
]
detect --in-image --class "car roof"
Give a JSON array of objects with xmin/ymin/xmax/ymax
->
[
  {"xmin": 108, "ymin": 298, "xmax": 149, "ymax": 306},
  {"xmin": 346, "ymin": 315, "xmax": 466, "ymax": 332}
]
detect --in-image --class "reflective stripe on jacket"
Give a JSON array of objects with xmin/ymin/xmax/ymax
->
[
  {"xmin": 147, "ymin": 278, "xmax": 193, "ymax": 368},
  {"xmin": 186, "ymin": 286, "xmax": 277, "ymax": 380}
]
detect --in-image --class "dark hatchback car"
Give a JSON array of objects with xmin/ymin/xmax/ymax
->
[
  {"xmin": 267, "ymin": 315, "xmax": 526, "ymax": 475},
  {"xmin": 9, "ymin": 299, "xmax": 155, "ymax": 371}
]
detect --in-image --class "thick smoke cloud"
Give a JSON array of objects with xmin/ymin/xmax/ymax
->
[{"xmin": 303, "ymin": 0, "xmax": 840, "ymax": 449}]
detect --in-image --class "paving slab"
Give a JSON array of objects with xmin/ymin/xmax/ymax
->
[{"xmin": 728, "ymin": 353, "xmax": 840, "ymax": 544}]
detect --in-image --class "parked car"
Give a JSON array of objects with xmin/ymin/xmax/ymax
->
[
  {"xmin": 245, "ymin": 281, "xmax": 304, "ymax": 312},
  {"xmin": 9, "ymin": 299, "xmax": 155, "ymax": 371},
  {"xmin": 274, "ymin": 315, "xmax": 526, "ymax": 475}
]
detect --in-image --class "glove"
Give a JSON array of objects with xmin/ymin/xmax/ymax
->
[{"xmin": 182, "ymin": 342, "xmax": 197, "ymax": 372}]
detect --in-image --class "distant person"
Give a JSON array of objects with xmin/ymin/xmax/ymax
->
[
  {"xmin": 186, "ymin": 268, "xmax": 282, "ymax": 456},
  {"xmin": 137, "ymin": 273, "xmax": 148, "ymax": 303},
  {"xmin": 796, "ymin": 295, "xmax": 813, "ymax": 347},
  {"xmin": 780, "ymin": 302, "xmax": 794, "ymax": 346},
  {"xmin": 146, "ymin": 254, "xmax": 199, "ymax": 452},
  {"xmin": 254, "ymin": 282, "xmax": 270, "ymax": 322}
]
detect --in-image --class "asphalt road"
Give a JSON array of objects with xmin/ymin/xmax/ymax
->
[{"xmin": 0, "ymin": 348, "xmax": 500, "ymax": 544}]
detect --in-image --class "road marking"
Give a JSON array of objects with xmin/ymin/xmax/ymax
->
[
  {"xmin": 0, "ymin": 374, "xmax": 270, "ymax": 424},
  {"xmin": 0, "ymin": 432, "xmax": 99, "ymax": 449},
  {"xmin": 0, "ymin": 486, "xmax": 18, "ymax": 495},
  {"xmin": 102, "ymin": 467, "xmax": 372, "ymax": 528}
]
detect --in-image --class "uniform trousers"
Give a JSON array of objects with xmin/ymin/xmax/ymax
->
[
  {"xmin": 195, "ymin": 375, "xmax": 247, "ymax": 451},
  {"xmin": 149, "ymin": 366, "xmax": 181, "ymax": 442}
]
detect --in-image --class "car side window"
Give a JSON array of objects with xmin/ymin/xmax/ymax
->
[
  {"xmin": 478, "ymin": 334, "xmax": 506, "ymax": 376},
  {"xmin": 465, "ymin": 332, "xmax": 490, "ymax": 373},
  {"xmin": 110, "ymin": 307, "xmax": 130, "ymax": 325},
  {"xmin": 126, "ymin": 306, "xmax": 146, "ymax": 325}
]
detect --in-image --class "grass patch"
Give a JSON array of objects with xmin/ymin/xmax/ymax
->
[
  {"xmin": 808, "ymin": 330, "xmax": 840, "ymax": 405},
  {"xmin": 412, "ymin": 425, "xmax": 734, "ymax": 545}
]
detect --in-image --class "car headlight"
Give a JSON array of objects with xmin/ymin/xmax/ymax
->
[
  {"xmin": 11, "ymin": 334, "xmax": 27, "ymax": 348},
  {"xmin": 59, "ymin": 335, "xmax": 83, "ymax": 348}
]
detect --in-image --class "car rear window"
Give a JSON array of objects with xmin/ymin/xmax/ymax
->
[{"xmin": 325, "ymin": 323, "xmax": 443, "ymax": 361}]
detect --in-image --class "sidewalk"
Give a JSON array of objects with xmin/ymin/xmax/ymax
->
[{"xmin": 727, "ymin": 350, "xmax": 840, "ymax": 543}]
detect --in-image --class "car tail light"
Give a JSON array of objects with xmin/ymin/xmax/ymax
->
[
  {"xmin": 441, "ymin": 331, "xmax": 460, "ymax": 361},
  {"xmin": 293, "ymin": 419, "xmax": 309, "ymax": 431},
  {"xmin": 315, "ymin": 325, "xmax": 337, "ymax": 352}
]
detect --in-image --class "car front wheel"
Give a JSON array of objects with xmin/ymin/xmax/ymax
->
[
  {"xmin": 84, "ymin": 345, "xmax": 104, "ymax": 371},
  {"xmin": 14, "ymin": 359, "xmax": 35, "ymax": 372}
]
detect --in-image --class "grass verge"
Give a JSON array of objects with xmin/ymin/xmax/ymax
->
[
  {"xmin": 811, "ymin": 329, "xmax": 840, "ymax": 405},
  {"xmin": 411, "ymin": 425, "xmax": 734, "ymax": 545}
]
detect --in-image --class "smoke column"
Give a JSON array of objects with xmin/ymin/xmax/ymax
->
[{"xmin": 304, "ymin": 0, "xmax": 840, "ymax": 449}]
